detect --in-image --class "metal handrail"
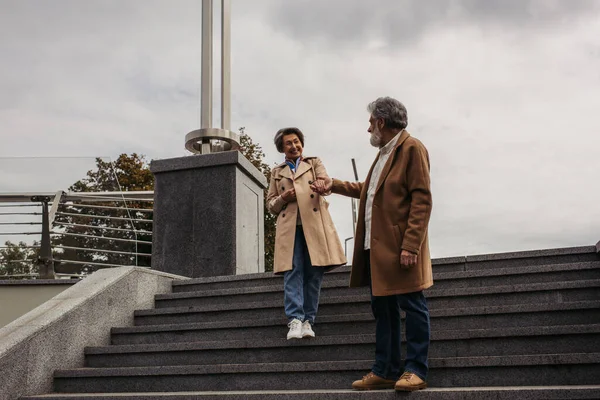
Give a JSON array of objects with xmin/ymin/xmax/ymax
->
[
  {"xmin": 51, "ymin": 231, "xmax": 151, "ymax": 244},
  {"xmin": 0, "ymin": 222, "xmax": 42, "ymax": 225},
  {"xmin": 0, "ymin": 192, "xmax": 154, "ymax": 203},
  {"xmin": 53, "ymin": 259, "xmax": 146, "ymax": 268},
  {"xmin": 57, "ymin": 222, "xmax": 152, "ymax": 234},
  {"xmin": 54, "ymin": 245, "xmax": 151, "ymax": 257},
  {"xmin": 0, "ymin": 190, "xmax": 155, "ymax": 279},
  {"xmin": 0, "ymin": 212, "xmax": 41, "ymax": 216},
  {"xmin": 0, "ymin": 193, "xmax": 57, "ymax": 203},
  {"xmin": 63, "ymin": 203, "xmax": 153, "ymax": 213},
  {"xmin": 55, "ymin": 212, "xmax": 153, "ymax": 223},
  {"xmin": 63, "ymin": 192, "xmax": 154, "ymax": 202},
  {"xmin": 0, "ymin": 232, "xmax": 43, "ymax": 235}
]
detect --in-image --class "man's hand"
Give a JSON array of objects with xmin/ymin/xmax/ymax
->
[
  {"xmin": 311, "ymin": 177, "xmax": 333, "ymax": 195},
  {"xmin": 281, "ymin": 188, "xmax": 296, "ymax": 203},
  {"xmin": 400, "ymin": 250, "xmax": 418, "ymax": 268}
]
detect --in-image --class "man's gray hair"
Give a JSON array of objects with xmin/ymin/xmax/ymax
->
[
  {"xmin": 367, "ymin": 97, "xmax": 408, "ymax": 130},
  {"xmin": 274, "ymin": 127, "xmax": 305, "ymax": 153}
]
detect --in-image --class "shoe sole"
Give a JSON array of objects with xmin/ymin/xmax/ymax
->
[
  {"xmin": 395, "ymin": 384, "xmax": 428, "ymax": 392},
  {"xmin": 287, "ymin": 334, "xmax": 303, "ymax": 340},
  {"xmin": 352, "ymin": 384, "xmax": 395, "ymax": 391},
  {"xmin": 302, "ymin": 333, "xmax": 315, "ymax": 338}
]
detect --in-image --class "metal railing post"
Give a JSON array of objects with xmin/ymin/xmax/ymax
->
[
  {"xmin": 31, "ymin": 195, "xmax": 55, "ymax": 279},
  {"xmin": 344, "ymin": 237, "xmax": 354, "ymax": 258},
  {"xmin": 351, "ymin": 158, "xmax": 359, "ymax": 237}
]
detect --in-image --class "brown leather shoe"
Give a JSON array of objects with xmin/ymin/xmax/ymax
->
[
  {"xmin": 352, "ymin": 372, "xmax": 396, "ymax": 390},
  {"xmin": 395, "ymin": 371, "xmax": 427, "ymax": 391}
]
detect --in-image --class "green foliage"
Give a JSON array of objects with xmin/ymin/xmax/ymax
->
[
  {"xmin": 53, "ymin": 154, "xmax": 154, "ymax": 275},
  {"xmin": 0, "ymin": 241, "xmax": 40, "ymax": 278}
]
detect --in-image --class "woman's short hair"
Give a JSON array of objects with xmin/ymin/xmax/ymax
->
[{"xmin": 274, "ymin": 127, "xmax": 305, "ymax": 153}]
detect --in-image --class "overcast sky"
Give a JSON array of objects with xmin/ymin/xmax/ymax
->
[{"xmin": 1, "ymin": 0, "xmax": 599, "ymax": 258}]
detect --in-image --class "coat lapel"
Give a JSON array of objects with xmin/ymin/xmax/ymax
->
[
  {"xmin": 375, "ymin": 130, "xmax": 411, "ymax": 194},
  {"xmin": 294, "ymin": 160, "xmax": 312, "ymax": 180},
  {"xmin": 278, "ymin": 165, "xmax": 293, "ymax": 180},
  {"xmin": 362, "ymin": 155, "xmax": 378, "ymax": 198},
  {"xmin": 358, "ymin": 154, "xmax": 380, "ymax": 216}
]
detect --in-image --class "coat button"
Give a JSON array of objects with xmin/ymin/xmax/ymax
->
[
  {"xmin": 281, "ymin": 186, "xmax": 285, "ymax": 191},
  {"xmin": 308, "ymin": 180, "xmax": 313, "ymax": 184},
  {"xmin": 282, "ymin": 205, "xmax": 287, "ymax": 210},
  {"xmin": 282, "ymin": 214, "xmax": 286, "ymax": 217},
  {"xmin": 313, "ymin": 208, "xmax": 318, "ymax": 212},
  {"xmin": 310, "ymin": 194, "xmax": 315, "ymax": 198}
]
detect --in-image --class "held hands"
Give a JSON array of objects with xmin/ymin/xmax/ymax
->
[
  {"xmin": 281, "ymin": 188, "xmax": 297, "ymax": 203},
  {"xmin": 400, "ymin": 250, "xmax": 418, "ymax": 268},
  {"xmin": 310, "ymin": 177, "xmax": 333, "ymax": 195}
]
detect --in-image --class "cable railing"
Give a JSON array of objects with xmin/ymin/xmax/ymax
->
[{"xmin": 0, "ymin": 191, "xmax": 154, "ymax": 280}]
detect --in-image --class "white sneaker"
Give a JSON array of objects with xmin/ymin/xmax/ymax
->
[
  {"xmin": 301, "ymin": 320, "xmax": 315, "ymax": 338},
  {"xmin": 287, "ymin": 319, "xmax": 303, "ymax": 340}
]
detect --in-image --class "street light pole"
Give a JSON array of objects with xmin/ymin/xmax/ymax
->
[{"xmin": 186, "ymin": 0, "xmax": 239, "ymax": 154}]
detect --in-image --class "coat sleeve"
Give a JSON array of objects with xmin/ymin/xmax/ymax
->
[
  {"xmin": 331, "ymin": 178, "xmax": 363, "ymax": 199},
  {"xmin": 312, "ymin": 157, "xmax": 330, "ymax": 180},
  {"xmin": 401, "ymin": 142, "xmax": 433, "ymax": 255},
  {"xmin": 266, "ymin": 170, "xmax": 287, "ymax": 215},
  {"xmin": 311, "ymin": 157, "xmax": 335, "ymax": 196}
]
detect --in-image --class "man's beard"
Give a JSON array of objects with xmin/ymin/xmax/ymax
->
[{"xmin": 370, "ymin": 127, "xmax": 383, "ymax": 148}]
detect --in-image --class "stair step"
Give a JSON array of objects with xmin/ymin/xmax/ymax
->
[
  {"xmin": 88, "ymin": 325, "xmax": 600, "ymax": 368},
  {"xmin": 160, "ymin": 262, "xmax": 600, "ymax": 306},
  {"xmin": 173, "ymin": 259, "xmax": 600, "ymax": 296},
  {"xmin": 114, "ymin": 301, "xmax": 600, "ymax": 344},
  {"xmin": 137, "ymin": 281, "xmax": 600, "ymax": 325},
  {"xmin": 20, "ymin": 386, "xmax": 600, "ymax": 400},
  {"xmin": 18, "ymin": 248, "xmax": 600, "ymax": 400},
  {"xmin": 53, "ymin": 354, "xmax": 600, "ymax": 392},
  {"xmin": 171, "ymin": 246, "xmax": 599, "ymax": 292}
]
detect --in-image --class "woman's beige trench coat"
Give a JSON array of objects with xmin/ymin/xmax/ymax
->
[{"xmin": 266, "ymin": 157, "xmax": 346, "ymax": 274}]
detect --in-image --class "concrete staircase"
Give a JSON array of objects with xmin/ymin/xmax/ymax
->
[{"xmin": 22, "ymin": 245, "xmax": 600, "ymax": 399}]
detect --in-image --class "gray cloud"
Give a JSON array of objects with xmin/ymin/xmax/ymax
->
[{"xmin": 265, "ymin": 0, "xmax": 600, "ymax": 49}]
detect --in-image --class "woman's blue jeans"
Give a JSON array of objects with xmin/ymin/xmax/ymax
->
[{"xmin": 283, "ymin": 226, "xmax": 325, "ymax": 325}]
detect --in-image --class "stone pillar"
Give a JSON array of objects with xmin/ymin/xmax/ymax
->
[{"xmin": 150, "ymin": 151, "xmax": 267, "ymax": 278}]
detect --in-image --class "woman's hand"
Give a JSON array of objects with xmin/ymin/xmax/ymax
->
[
  {"xmin": 281, "ymin": 188, "xmax": 297, "ymax": 203},
  {"xmin": 311, "ymin": 177, "xmax": 332, "ymax": 195}
]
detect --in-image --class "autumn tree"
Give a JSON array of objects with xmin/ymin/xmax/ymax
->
[
  {"xmin": 52, "ymin": 154, "xmax": 154, "ymax": 275},
  {"xmin": 0, "ymin": 241, "xmax": 40, "ymax": 278}
]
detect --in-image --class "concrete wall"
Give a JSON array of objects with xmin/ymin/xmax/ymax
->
[
  {"xmin": 0, "ymin": 280, "xmax": 76, "ymax": 328},
  {"xmin": 235, "ymin": 167, "xmax": 265, "ymax": 274},
  {"xmin": 0, "ymin": 267, "xmax": 186, "ymax": 400}
]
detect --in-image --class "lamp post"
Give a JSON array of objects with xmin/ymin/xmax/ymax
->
[{"xmin": 185, "ymin": 0, "xmax": 239, "ymax": 154}]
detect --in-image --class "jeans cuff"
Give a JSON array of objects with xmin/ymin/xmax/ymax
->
[
  {"xmin": 371, "ymin": 369, "xmax": 387, "ymax": 380},
  {"xmin": 403, "ymin": 367, "xmax": 427, "ymax": 381}
]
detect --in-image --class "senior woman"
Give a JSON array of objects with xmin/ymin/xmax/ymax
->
[{"xmin": 267, "ymin": 127, "xmax": 346, "ymax": 340}]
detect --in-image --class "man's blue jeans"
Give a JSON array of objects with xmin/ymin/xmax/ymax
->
[
  {"xmin": 283, "ymin": 226, "xmax": 325, "ymax": 325},
  {"xmin": 367, "ymin": 251, "xmax": 431, "ymax": 381}
]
